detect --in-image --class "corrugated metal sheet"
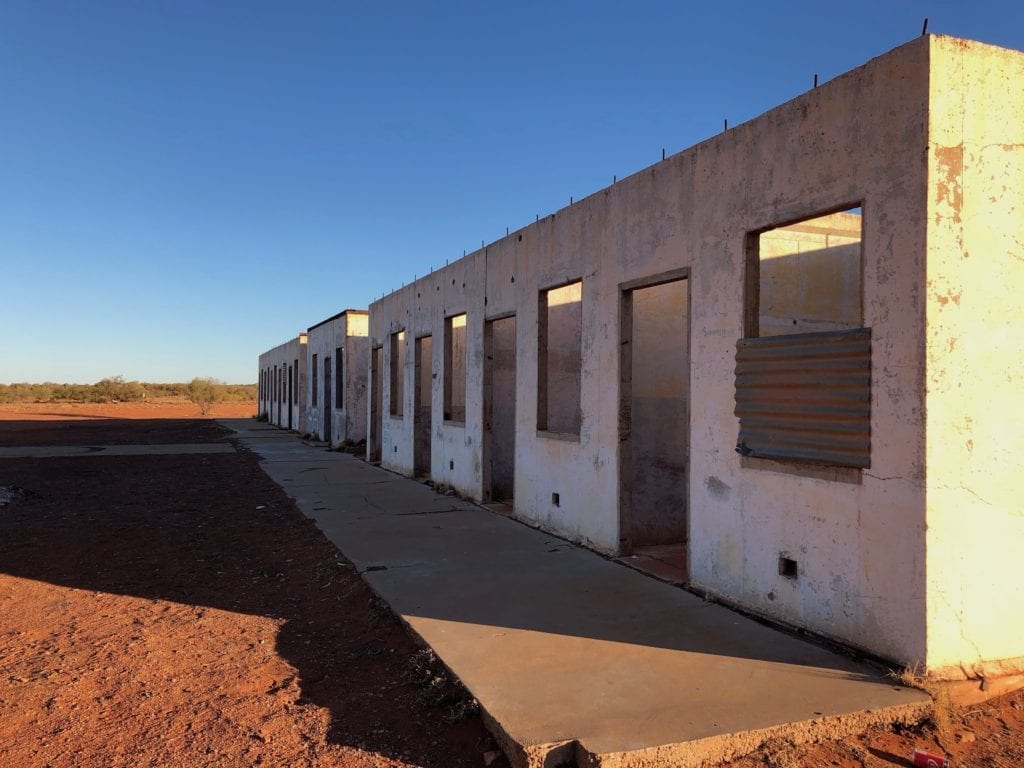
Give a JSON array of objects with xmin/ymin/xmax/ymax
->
[{"xmin": 735, "ymin": 328, "xmax": 871, "ymax": 468}]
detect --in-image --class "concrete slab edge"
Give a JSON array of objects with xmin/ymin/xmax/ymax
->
[
  {"xmin": 577, "ymin": 700, "xmax": 931, "ymax": 768},
  {"xmin": 478, "ymin": 697, "xmax": 929, "ymax": 768},
  {"xmin": 351, "ymin": 571, "xmax": 930, "ymax": 768}
]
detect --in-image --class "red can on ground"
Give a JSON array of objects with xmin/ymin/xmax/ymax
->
[{"xmin": 912, "ymin": 748, "xmax": 949, "ymax": 768}]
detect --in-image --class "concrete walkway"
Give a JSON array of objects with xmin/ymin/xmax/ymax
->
[{"xmin": 223, "ymin": 419, "xmax": 929, "ymax": 768}]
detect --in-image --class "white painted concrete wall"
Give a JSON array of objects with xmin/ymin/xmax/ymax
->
[
  {"xmin": 305, "ymin": 311, "xmax": 369, "ymax": 446},
  {"xmin": 258, "ymin": 333, "xmax": 307, "ymax": 432},
  {"xmin": 925, "ymin": 36, "xmax": 1024, "ymax": 679},
  {"xmin": 370, "ymin": 36, "xmax": 932, "ymax": 666},
  {"xmin": 366, "ymin": 36, "xmax": 1024, "ymax": 676}
]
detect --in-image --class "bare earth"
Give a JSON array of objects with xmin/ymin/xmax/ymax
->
[{"xmin": 0, "ymin": 401, "xmax": 1020, "ymax": 767}]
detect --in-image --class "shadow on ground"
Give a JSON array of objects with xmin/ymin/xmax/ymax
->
[
  {"xmin": 0, "ymin": 417, "xmax": 229, "ymax": 446},
  {"xmin": 0, "ymin": 418, "xmax": 500, "ymax": 768}
]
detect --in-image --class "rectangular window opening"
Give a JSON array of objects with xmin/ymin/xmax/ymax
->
[
  {"xmin": 737, "ymin": 207, "xmax": 870, "ymax": 469},
  {"xmin": 538, "ymin": 281, "xmax": 582, "ymax": 436},
  {"xmin": 335, "ymin": 346, "xmax": 344, "ymax": 409},
  {"xmin": 747, "ymin": 207, "xmax": 863, "ymax": 338},
  {"xmin": 389, "ymin": 331, "xmax": 405, "ymax": 417},
  {"xmin": 444, "ymin": 313, "xmax": 467, "ymax": 423}
]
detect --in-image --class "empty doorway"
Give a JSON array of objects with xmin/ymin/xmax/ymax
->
[
  {"xmin": 370, "ymin": 346, "xmax": 383, "ymax": 462},
  {"xmin": 323, "ymin": 356, "xmax": 333, "ymax": 443},
  {"xmin": 619, "ymin": 273, "xmax": 689, "ymax": 556},
  {"xmin": 287, "ymin": 364, "xmax": 293, "ymax": 429},
  {"xmin": 484, "ymin": 315, "xmax": 516, "ymax": 502},
  {"xmin": 414, "ymin": 336, "xmax": 433, "ymax": 476}
]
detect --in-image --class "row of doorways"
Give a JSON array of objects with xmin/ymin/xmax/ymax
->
[
  {"xmin": 368, "ymin": 315, "xmax": 517, "ymax": 504},
  {"xmin": 267, "ymin": 363, "xmax": 296, "ymax": 431},
  {"xmin": 365, "ymin": 274, "xmax": 688, "ymax": 552}
]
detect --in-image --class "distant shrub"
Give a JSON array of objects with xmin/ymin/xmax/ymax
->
[
  {"xmin": 187, "ymin": 377, "xmax": 225, "ymax": 415},
  {"xmin": 93, "ymin": 376, "xmax": 146, "ymax": 403}
]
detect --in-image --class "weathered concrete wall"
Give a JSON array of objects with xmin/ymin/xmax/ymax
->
[
  {"xmin": 366, "ymin": 36, "xmax": 1024, "ymax": 673},
  {"xmin": 925, "ymin": 36, "xmax": 1024, "ymax": 678},
  {"xmin": 258, "ymin": 333, "xmax": 307, "ymax": 432},
  {"xmin": 687, "ymin": 40, "xmax": 930, "ymax": 667},
  {"xmin": 306, "ymin": 311, "xmax": 369, "ymax": 446}
]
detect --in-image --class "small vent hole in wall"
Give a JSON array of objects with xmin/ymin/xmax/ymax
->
[
  {"xmin": 449, "ymin": 460, "xmax": 454, "ymax": 470},
  {"xmin": 778, "ymin": 556, "xmax": 798, "ymax": 579},
  {"xmin": 393, "ymin": 445, "xmax": 397, "ymax": 453},
  {"xmin": 551, "ymin": 492, "xmax": 560, "ymax": 507}
]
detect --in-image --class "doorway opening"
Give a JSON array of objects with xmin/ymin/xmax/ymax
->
[
  {"xmin": 323, "ymin": 356, "xmax": 333, "ymax": 444},
  {"xmin": 370, "ymin": 346, "xmax": 383, "ymax": 462},
  {"xmin": 287, "ymin": 364, "xmax": 293, "ymax": 429},
  {"xmin": 414, "ymin": 336, "xmax": 433, "ymax": 477},
  {"xmin": 484, "ymin": 315, "xmax": 516, "ymax": 504},
  {"xmin": 619, "ymin": 272, "xmax": 689, "ymax": 573}
]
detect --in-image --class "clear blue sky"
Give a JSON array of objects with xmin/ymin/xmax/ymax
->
[{"xmin": 2, "ymin": 1, "xmax": 1021, "ymax": 384}]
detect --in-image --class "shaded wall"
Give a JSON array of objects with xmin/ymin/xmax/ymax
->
[{"xmin": 257, "ymin": 334, "xmax": 307, "ymax": 432}]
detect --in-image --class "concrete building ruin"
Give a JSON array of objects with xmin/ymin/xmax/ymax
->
[
  {"xmin": 254, "ymin": 36, "xmax": 1023, "ymax": 683},
  {"xmin": 363, "ymin": 36, "xmax": 1024, "ymax": 681},
  {"xmin": 305, "ymin": 310, "xmax": 370, "ymax": 446},
  {"xmin": 257, "ymin": 333, "xmax": 307, "ymax": 433}
]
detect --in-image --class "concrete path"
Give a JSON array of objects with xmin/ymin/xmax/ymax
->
[
  {"xmin": 223, "ymin": 419, "xmax": 929, "ymax": 768},
  {"xmin": 0, "ymin": 443, "xmax": 236, "ymax": 459}
]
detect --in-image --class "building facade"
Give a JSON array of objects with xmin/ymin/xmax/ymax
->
[
  {"xmin": 305, "ymin": 310, "xmax": 369, "ymax": 446},
  {"xmin": 366, "ymin": 36, "xmax": 1024, "ymax": 680},
  {"xmin": 257, "ymin": 333, "xmax": 307, "ymax": 433}
]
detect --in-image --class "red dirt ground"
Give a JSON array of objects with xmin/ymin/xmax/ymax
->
[
  {"xmin": 0, "ymin": 404, "xmax": 506, "ymax": 768},
  {"xmin": 0, "ymin": 402, "xmax": 1020, "ymax": 767}
]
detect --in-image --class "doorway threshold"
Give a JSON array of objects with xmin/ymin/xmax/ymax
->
[{"xmin": 616, "ymin": 543, "xmax": 687, "ymax": 586}]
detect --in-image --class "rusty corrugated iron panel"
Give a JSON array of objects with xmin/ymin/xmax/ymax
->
[{"xmin": 735, "ymin": 327, "xmax": 871, "ymax": 468}]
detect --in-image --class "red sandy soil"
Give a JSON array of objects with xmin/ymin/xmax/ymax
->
[
  {"xmin": 0, "ymin": 402, "xmax": 1020, "ymax": 768},
  {"xmin": 0, "ymin": 406, "xmax": 507, "ymax": 768}
]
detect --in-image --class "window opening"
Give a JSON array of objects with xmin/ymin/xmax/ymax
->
[
  {"xmin": 737, "ymin": 207, "xmax": 870, "ymax": 468},
  {"xmin": 444, "ymin": 314, "xmax": 467, "ymax": 423},
  {"xmin": 538, "ymin": 281, "xmax": 582, "ymax": 435},
  {"xmin": 390, "ymin": 331, "xmax": 405, "ymax": 417}
]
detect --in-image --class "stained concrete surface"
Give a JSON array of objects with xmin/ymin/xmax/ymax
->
[{"xmin": 223, "ymin": 418, "xmax": 929, "ymax": 767}]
